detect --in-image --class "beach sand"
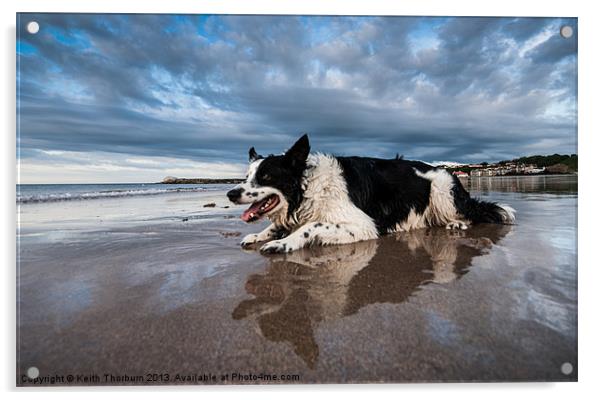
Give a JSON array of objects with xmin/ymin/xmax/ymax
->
[{"xmin": 17, "ymin": 176, "xmax": 578, "ymax": 385}]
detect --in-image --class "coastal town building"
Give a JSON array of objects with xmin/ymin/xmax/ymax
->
[
  {"xmin": 467, "ymin": 163, "xmax": 543, "ymax": 177},
  {"xmin": 452, "ymin": 171, "xmax": 469, "ymax": 177}
]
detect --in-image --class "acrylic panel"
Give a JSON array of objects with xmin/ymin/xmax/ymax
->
[{"xmin": 16, "ymin": 14, "xmax": 577, "ymax": 385}]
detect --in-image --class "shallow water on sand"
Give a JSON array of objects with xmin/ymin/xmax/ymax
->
[{"xmin": 17, "ymin": 175, "xmax": 577, "ymax": 384}]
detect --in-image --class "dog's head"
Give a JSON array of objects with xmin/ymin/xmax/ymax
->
[{"xmin": 227, "ymin": 134, "xmax": 310, "ymax": 223}]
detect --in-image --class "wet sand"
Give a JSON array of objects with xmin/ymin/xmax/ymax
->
[{"xmin": 17, "ymin": 176, "xmax": 577, "ymax": 385}]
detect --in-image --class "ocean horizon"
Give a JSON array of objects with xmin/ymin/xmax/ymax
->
[{"xmin": 16, "ymin": 183, "xmax": 233, "ymax": 204}]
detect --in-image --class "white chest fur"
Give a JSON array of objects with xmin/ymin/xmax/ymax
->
[{"xmin": 284, "ymin": 154, "xmax": 378, "ymax": 240}]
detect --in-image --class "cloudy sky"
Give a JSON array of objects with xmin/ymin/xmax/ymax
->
[{"xmin": 17, "ymin": 14, "xmax": 577, "ymax": 183}]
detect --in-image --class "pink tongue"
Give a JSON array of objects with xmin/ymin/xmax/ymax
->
[{"xmin": 241, "ymin": 201, "xmax": 264, "ymax": 222}]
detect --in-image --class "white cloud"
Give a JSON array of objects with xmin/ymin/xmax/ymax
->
[{"xmin": 19, "ymin": 150, "xmax": 247, "ymax": 184}]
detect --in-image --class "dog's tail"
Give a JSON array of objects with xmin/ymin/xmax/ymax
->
[
  {"xmin": 451, "ymin": 176, "xmax": 516, "ymax": 225},
  {"xmin": 458, "ymin": 198, "xmax": 516, "ymax": 224}
]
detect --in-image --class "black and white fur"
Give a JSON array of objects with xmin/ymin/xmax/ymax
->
[{"xmin": 227, "ymin": 134, "xmax": 515, "ymax": 253}]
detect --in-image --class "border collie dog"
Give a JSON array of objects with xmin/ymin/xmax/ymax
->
[{"xmin": 227, "ymin": 134, "xmax": 515, "ymax": 254}]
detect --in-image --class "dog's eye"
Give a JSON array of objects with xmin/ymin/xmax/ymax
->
[{"xmin": 261, "ymin": 174, "xmax": 271, "ymax": 181}]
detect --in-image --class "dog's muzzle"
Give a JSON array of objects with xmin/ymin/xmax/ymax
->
[{"xmin": 227, "ymin": 188, "xmax": 243, "ymax": 203}]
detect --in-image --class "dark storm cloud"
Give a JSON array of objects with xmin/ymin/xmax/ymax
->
[
  {"xmin": 528, "ymin": 32, "xmax": 578, "ymax": 64},
  {"xmin": 504, "ymin": 18, "xmax": 550, "ymax": 41},
  {"xmin": 17, "ymin": 14, "xmax": 577, "ymax": 171}
]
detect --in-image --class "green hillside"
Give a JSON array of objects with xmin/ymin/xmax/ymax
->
[{"xmin": 513, "ymin": 154, "xmax": 577, "ymax": 171}]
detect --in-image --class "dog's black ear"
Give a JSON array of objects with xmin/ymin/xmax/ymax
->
[
  {"xmin": 284, "ymin": 134, "xmax": 310, "ymax": 168},
  {"xmin": 249, "ymin": 147, "xmax": 260, "ymax": 162}
]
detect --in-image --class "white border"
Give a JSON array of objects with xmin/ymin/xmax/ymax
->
[
  {"xmin": 7, "ymin": 0, "xmax": 583, "ymax": 17},
  {"xmin": 3, "ymin": 0, "xmax": 600, "ymax": 398}
]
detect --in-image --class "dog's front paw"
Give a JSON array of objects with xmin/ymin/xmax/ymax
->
[
  {"xmin": 260, "ymin": 240, "xmax": 293, "ymax": 254},
  {"xmin": 240, "ymin": 233, "xmax": 260, "ymax": 248},
  {"xmin": 445, "ymin": 221, "xmax": 468, "ymax": 230}
]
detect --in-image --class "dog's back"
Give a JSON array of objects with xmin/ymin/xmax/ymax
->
[
  {"xmin": 335, "ymin": 156, "xmax": 434, "ymax": 234},
  {"xmin": 335, "ymin": 156, "xmax": 515, "ymax": 234}
]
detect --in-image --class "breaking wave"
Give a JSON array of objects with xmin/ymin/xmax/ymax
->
[{"xmin": 17, "ymin": 187, "xmax": 208, "ymax": 204}]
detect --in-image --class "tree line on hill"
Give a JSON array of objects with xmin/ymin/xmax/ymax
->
[{"xmin": 502, "ymin": 154, "xmax": 577, "ymax": 171}]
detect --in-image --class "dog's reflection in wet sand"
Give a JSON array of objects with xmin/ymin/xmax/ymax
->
[{"xmin": 232, "ymin": 225, "xmax": 510, "ymax": 368}]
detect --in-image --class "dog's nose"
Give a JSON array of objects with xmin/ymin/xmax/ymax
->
[{"xmin": 227, "ymin": 188, "xmax": 244, "ymax": 202}]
